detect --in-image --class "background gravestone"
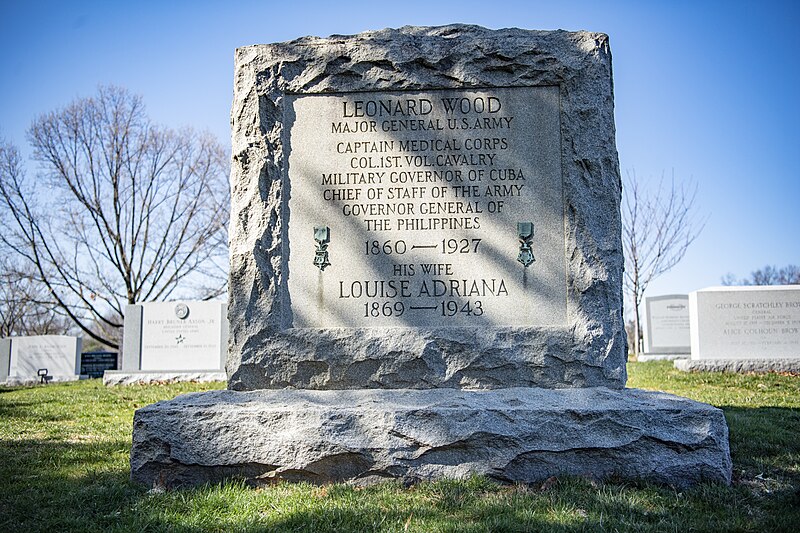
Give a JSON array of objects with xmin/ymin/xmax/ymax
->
[
  {"xmin": 0, "ymin": 335, "xmax": 82, "ymax": 385},
  {"xmin": 130, "ymin": 25, "xmax": 731, "ymax": 488},
  {"xmin": 80, "ymin": 351, "xmax": 118, "ymax": 379},
  {"xmin": 104, "ymin": 300, "xmax": 227, "ymax": 385},
  {"xmin": 640, "ymin": 294, "xmax": 691, "ymax": 361},
  {"xmin": 675, "ymin": 285, "xmax": 800, "ymax": 373}
]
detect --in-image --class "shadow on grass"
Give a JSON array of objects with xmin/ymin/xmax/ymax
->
[
  {"xmin": 0, "ymin": 398, "xmax": 72, "ymax": 422},
  {"xmin": 722, "ymin": 405, "xmax": 800, "ymax": 524},
  {"xmin": 234, "ymin": 477, "xmax": 750, "ymax": 533},
  {"xmin": 0, "ymin": 386, "xmax": 37, "ymax": 394},
  {"xmin": 0, "ymin": 438, "xmax": 142, "ymax": 532},
  {"xmin": 723, "ymin": 406, "xmax": 800, "ymax": 467}
]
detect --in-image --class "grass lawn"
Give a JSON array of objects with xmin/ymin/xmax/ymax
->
[{"xmin": 1, "ymin": 361, "xmax": 798, "ymax": 532}]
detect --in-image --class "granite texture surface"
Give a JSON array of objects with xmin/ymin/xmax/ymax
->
[
  {"xmin": 130, "ymin": 387, "xmax": 732, "ymax": 488},
  {"xmin": 227, "ymin": 25, "xmax": 626, "ymax": 391}
]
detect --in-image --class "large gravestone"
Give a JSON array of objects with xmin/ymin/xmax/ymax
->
[
  {"xmin": 104, "ymin": 300, "xmax": 227, "ymax": 385},
  {"xmin": 639, "ymin": 294, "xmax": 691, "ymax": 361},
  {"xmin": 225, "ymin": 28, "xmax": 627, "ymax": 391},
  {"xmin": 130, "ymin": 25, "xmax": 731, "ymax": 488},
  {"xmin": 675, "ymin": 285, "xmax": 800, "ymax": 372}
]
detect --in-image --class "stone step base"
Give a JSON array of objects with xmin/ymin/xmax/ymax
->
[
  {"xmin": 637, "ymin": 353, "xmax": 688, "ymax": 362},
  {"xmin": 103, "ymin": 371, "xmax": 226, "ymax": 386},
  {"xmin": 675, "ymin": 358, "xmax": 800, "ymax": 373},
  {"xmin": 131, "ymin": 387, "xmax": 731, "ymax": 489},
  {"xmin": 1, "ymin": 375, "xmax": 81, "ymax": 386}
]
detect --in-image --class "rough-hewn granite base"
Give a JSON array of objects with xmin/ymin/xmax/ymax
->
[
  {"xmin": 675, "ymin": 358, "xmax": 800, "ymax": 373},
  {"xmin": 103, "ymin": 371, "xmax": 226, "ymax": 386},
  {"xmin": 130, "ymin": 387, "xmax": 731, "ymax": 489}
]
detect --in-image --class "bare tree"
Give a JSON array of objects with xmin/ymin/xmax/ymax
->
[
  {"xmin": 0, "ymin": 86, "xmax": 229, "ymax": 348},
  {"xmin": 722, "ymin": 265, "xmax": 800, "ymax": 286},
  {"xmin": 622, "ymin": 171, "xmax": 705, "ymax": 357},
  {"xmin": 0, "ymin": 257, "xmax": 72, "ymax": 337},
  {"xmin": 0, "ymin": 147, "xmax": 63, "ymax": 336}
]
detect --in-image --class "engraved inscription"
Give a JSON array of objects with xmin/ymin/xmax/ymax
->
[
  {"xmin": 713, "ymin": 300, "xmax": 800, "ymax": 347},
  {"xmin": 286, "ymin": 87, "xmax": 566, "ymax": 328},
  {"xmin": 693, "ymin": 288, "xmax": 800, "ymax": 359},
  {"xmin": 646, "ymin": 297, "xmax": 690, "ymax": 351}
]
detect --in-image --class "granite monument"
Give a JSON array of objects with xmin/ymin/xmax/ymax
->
[{"xmin": 130, "ymin": 25, "xmax": 731, "ymax": 488}]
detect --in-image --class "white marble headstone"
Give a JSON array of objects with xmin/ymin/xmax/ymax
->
[
  {"xmin": 690, "ymin": 286, "xmax": 800, "ymax": 360},
  {"xmin": 8, "ymin": 335, "xmax": 81, "ymax": 379},
  {"xmin": 643, "ymin": 295, "xmax": 690, "ymax": 357},
  {"xmin": 138, "ymin": 301, "xmax": 226, "ymax": 371}
]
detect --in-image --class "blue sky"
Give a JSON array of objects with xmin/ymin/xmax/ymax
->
[{"xmin": 1, "ymin": 0, "xmax": 798, "ymax": 306}]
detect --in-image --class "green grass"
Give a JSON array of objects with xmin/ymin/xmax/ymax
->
[{"xmin": 1, "ymin": 362, "xmax": 798, "ymax": 532}]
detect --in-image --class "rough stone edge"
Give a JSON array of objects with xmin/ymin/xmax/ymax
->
[
  {"xmin": 130, "ymin": 387, "xmax": 731, "ymax": 489},
  {"xmin": 675, "ymin": 358, "xmax": 800, "ymax": 373},
  {"xmin": 227, "ymin": 24, "xmax": 626, "ymax": 391},
  {"xmin": 103, "ymin": 371, "xmax": 227, "ymax": 386}
]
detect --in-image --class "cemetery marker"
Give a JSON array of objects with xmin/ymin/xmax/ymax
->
[{"xmin": 129, "ymin": 25, "xmax": 732, "ymax": 488}]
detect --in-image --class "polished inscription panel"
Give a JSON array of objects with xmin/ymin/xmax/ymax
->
[{"xmin": 286, "ymin": 87, "xmax": 566, "ymax": 327}]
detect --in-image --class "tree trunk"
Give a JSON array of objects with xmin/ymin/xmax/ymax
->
[
  {"xmin": 633, "ymin": 305, "xmax": 640, "ymax": 357},
  {"xmin": 633, "ymin": 278, "xmax": 641, "ymax": 357}
]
